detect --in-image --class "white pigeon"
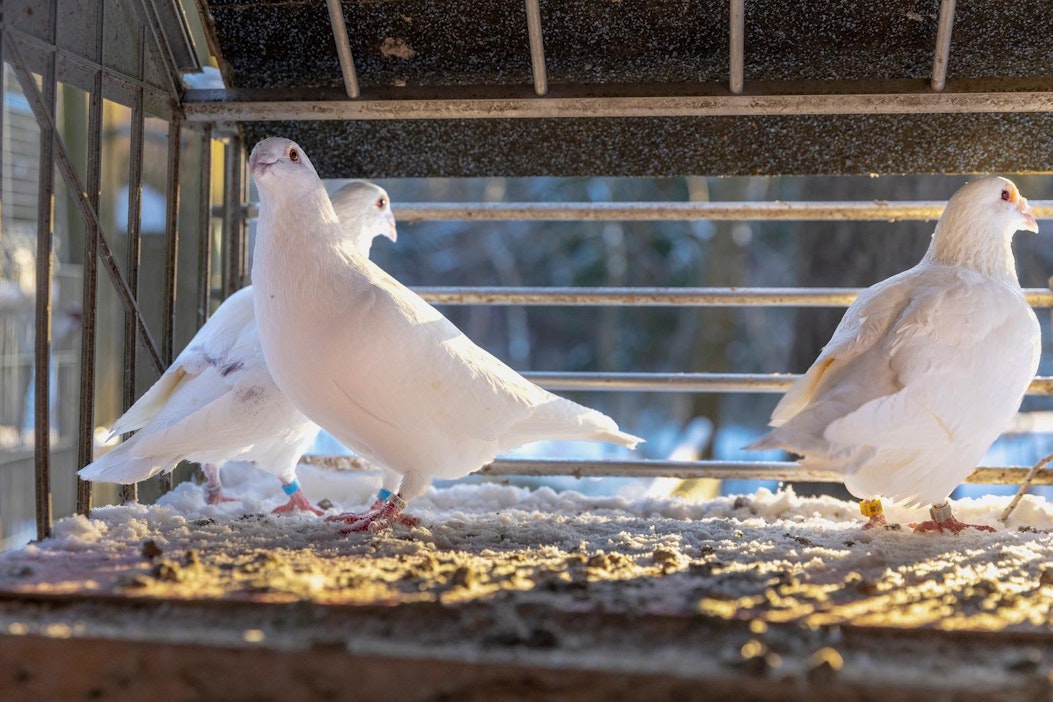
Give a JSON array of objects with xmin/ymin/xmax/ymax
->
[
  {"xmin": 248, "ymin": 137, "xmax": 643, "ymax": 531},
  {"xmin": 78, "ymin": 181, "xmax": 398, "ymax": 514},
  {"xmin": 749, "ymin": 177, "xmax": 1040, "ymax": 533}
]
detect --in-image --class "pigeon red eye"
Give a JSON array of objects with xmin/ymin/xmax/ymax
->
[
  {"xmin": 289, "ymin": 149, "xmax": 300, "ymax": 162},
  {"xmin": 376, "ymin": 198, "xmax": 387, "ymax": 209},
  {"xmin": 1001, "ymin": 189, "xmax": 1011, "ymax": 201}
]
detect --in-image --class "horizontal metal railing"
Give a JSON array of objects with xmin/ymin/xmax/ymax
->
[
  {"xmin": 412, "ymin": 286, "xmax": 1053, "ymax": 308},
  {"xmin": 235, "ymin": 200, "xmax": 1053, "ymax": 222},
  {"xmin": 522, "ymin": 372, "xmax": 1053, "ymax": 397},
  {"xmin": 300, "ymin": 456, "xmax": 1053, "ymax": 486},
  {"xmin": 182, "ymin": 86, "xmax": 1053, "ymax": 122}
]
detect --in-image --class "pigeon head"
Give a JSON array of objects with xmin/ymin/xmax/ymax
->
[
  {"xmin": 331, "ymin": 181, "xmax": 398, "ymax": 254},
  {"xmin": 249, "ymin": 137, "xmax": 321, "ymax": 196},
  {"xmin": 947, "ymin": 176, "xmax": 1038, "ymax": 236},
  {"xmin": 928, "ymin": 176, "xmax": 1038, "ymax": 281}
]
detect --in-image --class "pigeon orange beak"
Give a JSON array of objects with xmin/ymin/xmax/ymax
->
[{"xmin": 1019, "ymin": 197, "xmax": 1039, "ymax": 233}]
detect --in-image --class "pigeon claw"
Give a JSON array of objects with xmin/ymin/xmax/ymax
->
[
  {"xmin": 909, "ymin": 517, "xmax": 996, "ymax": 534},
  {"xmin": 272, "ymin": 490, "xmax": 324, "ymax": 516},
  {"xmin": 204, "ymin": 487, "xmax": 238, "ymax": 505},
  {"xmin": 330, "ymin": 496, "xmax": 418, "ymax": 534},
  {"xmin": 908, "ymin": 502, "xmax": 997, "ymax": 534},
  {"xmin": 862, "ymin": 513, "xmax": 888, "ymax": 530}
]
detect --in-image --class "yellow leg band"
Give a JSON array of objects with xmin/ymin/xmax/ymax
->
[{"xmin": 859, "ymin": 498, "xmax": 884, "ymax": 517}]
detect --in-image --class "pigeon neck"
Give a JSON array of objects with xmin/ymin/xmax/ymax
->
[
  {"xmin": 925, "ymin": 217, "xmax": 1020, "ymax": 285},
  {"xmin": 262, "ymin": 186, "xmax": 341, "ymax": 242}
]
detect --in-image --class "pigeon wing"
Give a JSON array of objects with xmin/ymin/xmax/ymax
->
[
  {"xmin": 823, "ymin": 274, "xmax": 1023, "ymax": 448},
  {"xmin": 770, "ymin": 268, "xmax": 921, "ymax": 427}
]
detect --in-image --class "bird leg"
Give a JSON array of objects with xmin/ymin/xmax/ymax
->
[
  {"xmin": 859, "ymin": 498, "xmax": 889, "ymax": 530},
  {"xmin": 910, "ymin": 502, "xmax": 996, "ymax": 534},
  {"xmin": 329, "ymin": 490, "xmax": 419, "ymax": 533},
  {"xmin": 202, "ymin": 464, "xmax": 238, "ymax": 505},
  {"xmin": 272, "ymin": 479, "xmax": 324, "ymax": 516}
]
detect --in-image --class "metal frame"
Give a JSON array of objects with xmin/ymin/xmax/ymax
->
[
  {"xmin": 1, "ymin": 0, "xmax": 216, "ymax": 538},
  {"xmin": 183, "ymin": 84, "xmax": 1053, "ymax": 121},
  {"xmin": 3, "ymin": 0, "xmax": 1052, "ymax": 543},
  {"xmin": 184, "ymin": 0, "xmax": 990, "ymax": 121}
]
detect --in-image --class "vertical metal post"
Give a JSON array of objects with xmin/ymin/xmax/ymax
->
[
  {"xmin": 729, "ymin": 0, "xmax": 744, "ymax": 95},
  {"xmin": 158, "ymin": 119, "xmax": 182, "ymax": 494},
  {"xmin": 33, "ymin": 3, "xmax": 60, "ymax": 541},
  {"xmin": 325, "ymin": 0, "xmax": 361, "ymax": 99},
  {"xmin": 0, "ymin": 26, "xmax": 5, "ymax": 226},
  {"xmin": 197, "ymin": 125, "xmax": 213, "ymax": 326},
  {"xmin": 121, "ymin": 26, "xmax": 148, "ymax": 504},
  {"xmin": 931, "ymin": 0, "xmax": 956, "ymax": 91},
  {"xmin": 223, "ymin": 135, "xmax": 247, "ymax": 297},
  {"xmin": 525, "ymin": 0, "xmax": 548, "ymax": 96},
  {"xmin": 77, "ymin": 2, "xmax": 107, "ymax": 515}
]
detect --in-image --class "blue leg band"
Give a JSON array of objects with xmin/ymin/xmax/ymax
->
[
  {"xmin": 377, "ymin": 488, "xmax": 393, "ymax": 500},
  {"xmin": 282, "ymin": 480, "xmax": 301, "ymax": 496}
]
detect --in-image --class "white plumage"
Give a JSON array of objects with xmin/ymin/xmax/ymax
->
[
  {"xmin": 78, "ymin": 181, "xmax": 397, "ymax": 513},
  {"xmin": 248, "ymin": 137, "xmax": 642, "ymax": 529},
  {"xmin": 750, "ymin": 177, "xmax": 1040, "ymax": 528}
]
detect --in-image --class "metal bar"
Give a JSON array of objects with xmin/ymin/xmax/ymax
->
[
  {"xmin": 133, "ymin": 0, "xmax": 184, "ymax": 101},
  {"xmin": 729, "ymin": 0, "xmax": 744, "ymax": 95},
  {"xmin": 478, "ymin": 459, "xmax": 1053, "ymax": 485},
  {"xmin": 525, "ymin": 0, "xmax": 548, "ymax": 96},
  {"xmin": 158, "ymin": 119, "xmax": 182, "ymax": 496},
  {"xmin": 523, "ymin": 371, "xmax": 794, "ymax": 393},
  {"xmin": 237, "ymin": 200, "xmax": 1053, "ymax": 223},
  {"xmin": 77, "ymin": 4, "xmax": 107, "ymax": 516},
  {"xmin": 31, "ymin": 4, "xmax": 59, "ymax": 542},
  {"xmin": 222, "ymin": 135, "xmax": 248, "ymax": 296},
  {"xmin": 299, "ymin": 455, "xmax": 1053, "ymax": 486},
  {"xmin": 161, "ymin": 120, "xmax": 181, "ymax": 365},
  {"xmin": 520, "ymin": 371, "xmax": 1053, "ymax": 397},
  {"xmin": 0, "ymin": 17, "xmax": 4, "ymax": 227},
  {"xmin": 325, "ymin": 0, "xmax": 360, "ymax": 99},
  {"xmin": 6, "ymin": 34, "xmax": 166, "ymax": 375},
  {"xmin": 121, "ymin": 27, "xmax": 149, "ymax": 505},
  {"xmin": 5, "ymin": 26, "xmax": 173, "ymax": 106},
  {"xmin": 410, "ymin": 286, "xmax": 1053, "ymax": 308},
  {"xmin": 182, "ymin": 89, "xmax": 1053, "ymax": 122},
  {"xmin": 931, "ymin": 0, "xmax": 957, "ymax": 92},
  {"xmin": 197, "ymin": 125, "xmax": 213, "ymax": 326}
]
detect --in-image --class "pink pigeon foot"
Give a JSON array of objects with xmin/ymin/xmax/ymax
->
[
  {"xmin": 859, "ymin": 498, "xmax": 889, "ymax": 530},
  {"xmin": 205, "ymin": 487, "xmax": 239, "ymax": 505},
  {"xmin": 326, "ymin": 491, "xmax": 420, "ymax": 531},
  {"xmin": 862, "ymin": 513, "xmax": 888, "ymax": 530},
  {"xmin": 272, "ymin": 488, "xmax": 324, "ymax": 516},
  {"xmin": 909, "ymin": 502, "xmax": 996, "ymax": 534},
  {"xmin": 328, "ymin": 493, "xmax": 418, "ymax": 533},
  {"xmin": 203, "ymin": 464, "xmax": 238, "ymax": 505}
]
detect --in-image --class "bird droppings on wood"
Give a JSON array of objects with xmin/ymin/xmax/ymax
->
[
  {"xmin": 3, "ymin": 472, "xmax": 1053, "ymax": 639},
  {"xmin": 6, "ymin": 479, "xmax": 1053, "ymax": 698}
]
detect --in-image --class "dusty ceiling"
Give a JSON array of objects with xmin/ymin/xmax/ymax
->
[{"xmin": 194, "ymin": 0, "xmax": 1053, "ymax": 178}]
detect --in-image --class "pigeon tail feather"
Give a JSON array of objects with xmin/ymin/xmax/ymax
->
[
  {"xmin": 593, "ymin": 428, "xmax": 644, "ymax": 449},
  {"xmin": 77, "ymin": 442, "xmax": 179, "ymax": 484},
  {"xmin": 108, "ymin": 370, "xmax": 184, "ymax": 437}
]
